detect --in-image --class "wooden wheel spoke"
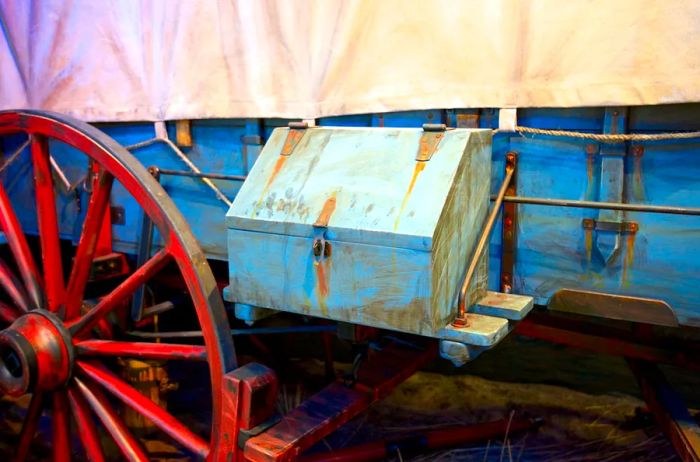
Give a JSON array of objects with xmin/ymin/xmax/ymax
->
[
  {"xmin": 65, "ymin": 169, "xmax": 114, "ymax": 319},
  {"xmin": 68, "ymin": 248, "xmax": 172, "ymax": 337},
  {"xmin": 0, "ymin": 300, "xmax": 19, "ymax": 323},
  {"xmin": 67, "ymin": 385, "xmax": 106, "ymax": 462},
  {"xmin": 52, "ymin": 390, "xmax": 71, "ymax": 462},
  {"xmin": 77, "ymin": 360, "xmax": 209, "ymax": 458},
  {"xmin": 76, "ymin": 339, "xmax": 207, "ymax": 362},
  {"xmin": 13, "ymin": 392, "xmax": 45, "ymax": 462},
  {"xmin": 74, "ymin": 376, "xmax": 149, "ymax": 462},
  {"xmin": 31, "ymin": 135, "xmax": 65, "ymax": 312},
  {"xmin": 0, "ymin": 259, "xmax": 31, "ymax": 313},
  {"xmin": 0, "ymin": 181, "xmax": 43, "ymax": 311}
]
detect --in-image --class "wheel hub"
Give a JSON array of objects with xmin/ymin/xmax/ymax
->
[{"xmin": 0, "ymin": 311, "xmax": 74, "ymax": 396}]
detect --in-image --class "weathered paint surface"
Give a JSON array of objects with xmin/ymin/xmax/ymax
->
[
  {"xmin": 227, "ymin": 228, "xmax": 434, "ymax": 335},
  {"xmin": 225, "ymin": 126, "xmax": 491, "ymax": 336}
]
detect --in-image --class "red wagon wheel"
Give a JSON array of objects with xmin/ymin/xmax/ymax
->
[{"xmin": 0, "ymin": 110, "xmax": 237, "ymax": 461}]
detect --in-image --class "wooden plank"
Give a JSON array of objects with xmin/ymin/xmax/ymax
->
[
  {"xmin": 175, "ymin": 120, "xmax": 192, "ymax": 147},
  {"xmin": 472, "ymin": 291, "xmax": 534, "ymax": 320},
  {"xmin": 437, "ymin": 313, "xmax": 509, "ymax": 347},
  {"xmin": 245, "ymin": 382, "xmax": 369, "ymax": 462}
]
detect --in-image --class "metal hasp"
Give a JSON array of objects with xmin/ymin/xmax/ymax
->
[
  {"xmin": 281, "ymin": 121, "xmax": 309, "ymax": 156},
  {"xmin": 453, "ymin": 152, "xmax": 517, "ymax": 327},
  {"xmin": 416, "ymin": 123, "xmax": 447, "ymax": 161},
  {"xmin": 0, "ymin": 110, "xmax": 236, "ymax": 461}
]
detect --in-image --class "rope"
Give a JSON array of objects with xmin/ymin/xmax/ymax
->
[{"xmin": 513, "ymin": 126, "xmax": 700, "ymax": 143}]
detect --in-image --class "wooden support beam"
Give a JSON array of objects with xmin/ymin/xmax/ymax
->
[{"xmin": 628, "ymin": 359, "xmax": 700, "ymax": 462}]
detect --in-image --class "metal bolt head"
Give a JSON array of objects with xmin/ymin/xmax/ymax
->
[{"xmin": 631, "ymin": 146, "xmax": 644, "ymax": 157}]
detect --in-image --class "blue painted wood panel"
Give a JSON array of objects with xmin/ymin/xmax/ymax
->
[{"xmin": 2, "ymin": 104, "xmax": 700, "ymax": 327}]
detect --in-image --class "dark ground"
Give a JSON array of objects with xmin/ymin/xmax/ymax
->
[{"xmin": 1, "ymin": 332, "xmax": 697, "ymax": 461}]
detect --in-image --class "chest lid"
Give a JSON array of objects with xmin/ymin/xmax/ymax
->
[{"xmin": 226, "ymin": 124, "xmax": 490, "ymax": 251}]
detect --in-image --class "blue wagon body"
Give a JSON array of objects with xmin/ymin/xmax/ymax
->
[{"xmin": 3, "ymin": 105, "xmax": 699, "ymax": 327}]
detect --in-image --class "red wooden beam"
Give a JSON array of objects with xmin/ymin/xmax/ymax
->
[
  {"xmin": 514, "ymin": 313, "xmax": 700, "ymax": 371},
  {"xmin": 628, "ymin": 359, "xmax": 700, "ymax": 462},
  {"xmin": 245, "ymin": 340, "xmax": 437, "ymax": 462}
]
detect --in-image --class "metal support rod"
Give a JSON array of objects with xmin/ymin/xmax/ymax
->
[
  {"xmin": 153, "ymin": 168, "xmax": 246, "ymax": 182},
  {"xmin": 132, "ymin": 167, "xmax": 160, "ymax": 321},
  {"xmin": 496, "ymin": 195, "xmax": 700, "ymax": 216},
  {"xmin": 454, "ymin": 153, "xmax": 516, "ymax": 326}
]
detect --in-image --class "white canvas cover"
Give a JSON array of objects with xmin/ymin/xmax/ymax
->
[{"xmin": 1, "ymin": 0, "xmax": 699, "ymax": 122}]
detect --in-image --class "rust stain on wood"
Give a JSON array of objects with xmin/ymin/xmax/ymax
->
[
  {"xmin": 315, "ymin": 258, "xmax": 330, "ymax": 316},
  {"xmin": 252, "ymin": 156, "xmax": 288, "ymax": 215},
  {"xmin": 281, "ymin": 128, "xmax": 305, "ymax": 155},
  {"xmin": 314, "ymin": 193, "xmax": 337, "ymax": 227},
  {"xmin": 394, "ymin": 161, "xmax": 426, "ymax": 230},
  {"xmin": 632, "ymin": 150, "xmax": 645, "ymax": 200},
  {"xmin": 585, "ymin": 145, "xmax": 597, "ymax": 199},
  {"xmin": 622, "ymin": 232, "xmax": 636, "ymax": 287},
  {"xmin": 313, "ymin": 193, "xmax": 337, "ymax": 316}
]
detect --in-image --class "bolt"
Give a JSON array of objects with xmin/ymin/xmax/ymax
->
[
  {"xmin": 451, "ymin": 316, "xmax": 469, "ymax": 328},
  {"xmin": 583, "ymin": 219, "xmax": 595, "ymax": 230}
]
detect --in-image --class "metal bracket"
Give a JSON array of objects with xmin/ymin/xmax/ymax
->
[
  {"xmin": 595, "ymin": 107, "xmax": 629, "ymax": 264},
  {"xmin": 501, "ymin": 151, "xmax": 518, "ymax": 293},
  {"xmin": 454, "ymin": 152, "xmax": 517, "ymax": 327},
  {"xmin": 280, "ymin": 121, "xmax": 308, "ymax": 156},
  {"xmin": 582, "ymin": 218, "xmax": 638, "ymax": 234},
  {"xmin": 416, "ymin": 123, "xmax": 447, "ymax": 161}
]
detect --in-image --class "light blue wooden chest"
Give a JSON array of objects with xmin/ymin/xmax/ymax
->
[{"xmin": 225, "ymin": 124, "xmax": 510, "ymax": 342}]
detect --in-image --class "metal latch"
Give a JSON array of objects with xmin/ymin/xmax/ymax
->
[
  {"xmin": 281, "ymin": 121, "xmax": 308, "ymax": 156},
  {"xmin": 416, "ymin": 123, "xmax": 448, "ymax": 162},
  {"xmin": 312, "ymin": 194, "xmax": 337, "ymax": 262}
]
